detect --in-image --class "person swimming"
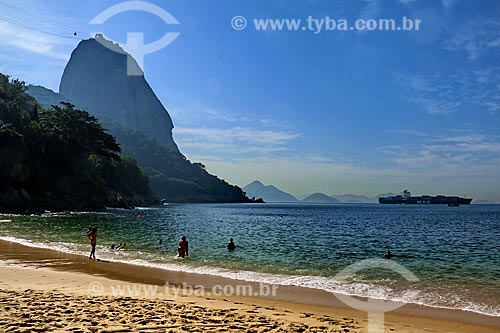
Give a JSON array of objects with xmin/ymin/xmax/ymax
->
[
  {"xmin": 178, "ymin": 236, "xmax": 189, "ymax": 258},
  {"xmin": 384, "ymin": 250, "xmax": 393, "ymax": 259},
  {"xmin": 227, "ymin": 238, "xmax": 236, "ymax": 251},
  {"xmin": 110, "ymin": 242, "xmax": 126, "ymax": 251}
]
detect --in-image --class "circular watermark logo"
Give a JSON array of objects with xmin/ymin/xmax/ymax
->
[
  {"xmin": 88, "ymin": 282, "xmax": 104, "ymax": 296},
  {"xmin": 231, "ymin": 16, "xmax": 247, "ymax": 30},
  {"xmin": 89, "ymin": 1, "xmax": 180, "ymax": 76},
  {"xmin": 333, "ymin": 258, "xmax": 420, "ymax": 333}
]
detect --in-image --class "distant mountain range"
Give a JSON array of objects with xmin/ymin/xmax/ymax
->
[
  {"xmin": 243, "ymin": 181, "xmax": 298, "ymax": 202},
  {"xmin": 330, "ymin": 194, "xmax": 374, "ymax": 203},
  {"xmin": 243, "ymin": 180, "xmax": 395, "ymax": 203},
  {"xmin": 242, "ymin": 181, "xmax": 500, "ymax": 204},
  {"xmin": 301, "ymin": 193, "xmax": 340, "ymax": 203}
]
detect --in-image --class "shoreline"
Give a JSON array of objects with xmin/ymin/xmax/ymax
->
[
  {"xmin": 0, "ymin": 239, "xmax": 498, "ymax": 332},
  {"xmin": 1, "ymin": 236, "xmax": 498, "ymax": 321}
]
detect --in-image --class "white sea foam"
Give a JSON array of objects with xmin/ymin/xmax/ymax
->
[{"xmin": 0, "ymin": 235, "xmax": 498, "ymax": 317}]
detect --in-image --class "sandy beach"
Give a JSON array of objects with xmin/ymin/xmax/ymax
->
[{"xmin": 0, "ymin": 239, "xmax": 499, "ymax": 333}]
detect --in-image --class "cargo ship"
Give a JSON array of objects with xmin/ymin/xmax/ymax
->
[{"xmin": 379, "ymin": 190, "xmax": 472, "ymax": 205}]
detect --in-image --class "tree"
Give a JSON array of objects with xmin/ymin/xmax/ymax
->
[{"xmin": 0, "ymin": 74, "xmax": 151, "ymax": 212}]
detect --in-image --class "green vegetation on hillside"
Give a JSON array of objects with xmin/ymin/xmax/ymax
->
[
  {"xmin": 109, "ymin": 124, "xmax": 250, "ymax": 202},
  {"xmin": 0, "ymin": 74, "xmax": 150, "ymax": 212},
  {"xmin": 27, "ymin": 85, "xmax": 253, "ymax": 203}
]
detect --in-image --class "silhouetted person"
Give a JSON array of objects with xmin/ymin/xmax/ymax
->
[
  {"xmin": 178, "ymin": 236, "xmax": 189, "ymax": 258},
  {"xmin": 384, "ymin": 250, "xmax": 393, "ymax": 259},
  {"xmin": 227, "ymin": 238, "xmax": 236, "ymax": 251},
  {"xmin": 87, "ymin": 227, "xmax": 97, "ymax": 259}
]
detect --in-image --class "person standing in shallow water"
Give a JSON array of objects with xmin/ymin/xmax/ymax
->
[
  {"xmin": 227, "ymin": 238, "xmax": 236, "ymax": 251},
  {"xmin": 87, "ymin": 227, "xmax": 97, "ymax": 259},
  {"xmin": 384, "ymin": 250, "xmax": 393, "ymax": 259},
  {"xmin": 178, "ymin": 235, "xmax": 188, "ymax": 258}
]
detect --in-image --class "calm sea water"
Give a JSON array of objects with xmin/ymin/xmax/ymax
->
[{"xmin": 1, "ymin": 203, "xmax": 499, "ymax": 316}]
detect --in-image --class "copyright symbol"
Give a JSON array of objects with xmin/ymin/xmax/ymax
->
[
  {"xmin": 88, "ymin": 282, "xmax": 104, "ymax": 296},
  {"xmin": 231, "ymin": 16, "xmax": 247, "ymax": 30}
]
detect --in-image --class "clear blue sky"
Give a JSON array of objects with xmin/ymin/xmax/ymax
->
[{"xmin": 1, "ymin": 0, "xmax": 499, "ymax": 200}]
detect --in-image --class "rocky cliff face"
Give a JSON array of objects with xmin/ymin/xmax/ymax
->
[
  {"xmin": 59, "ymin": 36, "xmax": 178, "ymax": 151},
  {"xmin": 33, "ymin": 37, "xmax": 251, "ymax": 203}
]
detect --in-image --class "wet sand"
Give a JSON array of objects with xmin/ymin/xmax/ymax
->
[{"xmin": 0, "ymin": 239, "xmax": 499, "ymax": 332}]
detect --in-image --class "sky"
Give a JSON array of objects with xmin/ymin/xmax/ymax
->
[{"xmin": 1, "ymin": 0, "xmax": 499, "ymax": 201}]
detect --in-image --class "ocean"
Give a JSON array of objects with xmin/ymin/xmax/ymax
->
[{"xmin": 1, "ymin": 203, "xmax": 499, "ymax": 317}]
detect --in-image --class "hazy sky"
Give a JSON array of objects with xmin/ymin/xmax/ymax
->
[{"xmin": 1, "ymin": 0, "xmax": 499, "ymax": 200}]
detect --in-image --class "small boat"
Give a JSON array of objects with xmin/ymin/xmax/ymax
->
[{"xmin": 448, "ymin": 203, "xmax": 460, "ymax": 207}]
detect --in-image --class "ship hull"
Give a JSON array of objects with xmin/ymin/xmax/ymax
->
[{"xmin": 379, "ymin": 196, "xmax": 472, "ymax": 205}]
